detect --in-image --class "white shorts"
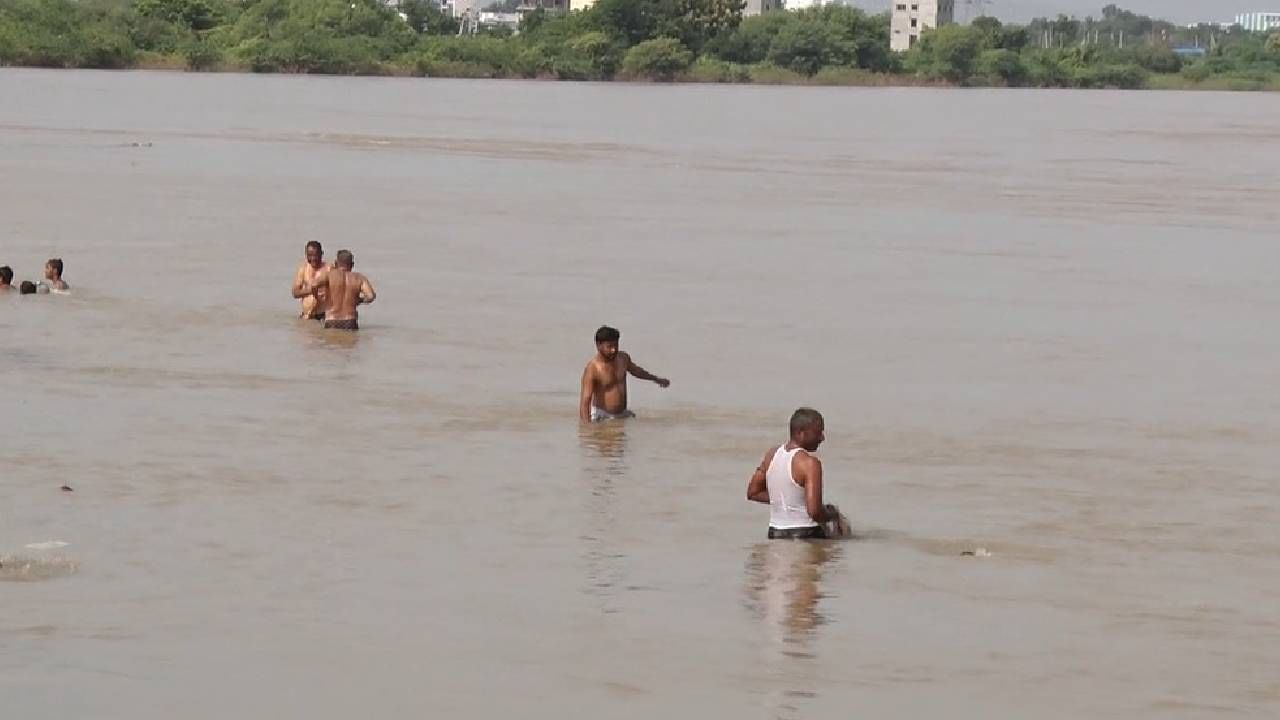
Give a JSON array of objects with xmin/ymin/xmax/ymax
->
[{"xmin": 590, "ymin": 406, "xmax": 635, "ymax": 422}]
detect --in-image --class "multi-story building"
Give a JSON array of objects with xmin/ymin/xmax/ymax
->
[
  {"xmin": 742, "ymin": 0, "xmax": 783, "ymax": 16},
  {"xmin": 890, "ymin": 0, "xmax": 955, "ymax": 52},
  {"xmin": 517, "ymin": 0, "xmax": 570, "ymax": 12},
  {"xmin": 1235, "ymin": 12, "xmax": 1280, "ymax": 31}
]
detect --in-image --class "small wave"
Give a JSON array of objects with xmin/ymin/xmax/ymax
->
[{"xmin": 0, "ymin": 554, "xmax": 80, "ymax": 582}]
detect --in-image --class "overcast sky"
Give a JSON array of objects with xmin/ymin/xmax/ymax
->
[{"xmin": 845, "ymin": 1, "xmax": 1267, "ymax": 24}]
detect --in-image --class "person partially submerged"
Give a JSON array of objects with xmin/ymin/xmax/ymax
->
[
  {"xmin": 291, "ymin": 241, "xmax": 329, "ymax": 320},
  {"xmin": 44, "ymin": 258, "xmax": 69, "ymax": 293},
  {"xmin": 303, "ymin": 249, "xmax": 375, "ymax": 331},
  {"xmin": 0, "ymin": 266, "xmax": 12, "ymax": 291},
  {"xmin": 747, "ymin": 408, "xmax": 847, "ymax": 539},
  {"xmin": 19, "ymin": 280, "xmax": 37, "ymax": 295},
  {"xmin": 579, "ymin": 325, "xmax": 669, "ymax": 422}
]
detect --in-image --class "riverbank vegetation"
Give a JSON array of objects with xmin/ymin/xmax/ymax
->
[{"xmin": 1, "ymin": 0, "xmax": 1278, "ymax": 89}]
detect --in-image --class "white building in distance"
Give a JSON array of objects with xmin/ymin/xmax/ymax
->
[
  {"xmin": 890, "ymin": 0, "xmax": 955, "ymax": 52},
  {"xmin": 576, "ymin": 0, "xmax": 775, "ymax": 13},
  {"xmin": 742, "ymin": 0, "xmax": 783, "ymax": 15},
  {"xmin": 785, "ymin": 0, "xmax": 859, "ymax": 8},
  {"xmin": 1235, "ymin": 12, "xmax": 1280, "ymax": 31}
]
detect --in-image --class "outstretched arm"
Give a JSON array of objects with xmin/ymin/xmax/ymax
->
[
  {"xmin": 579, "ymin": 365, "xmax": 595, "ymax": 422},
  {"xmin": 626, "ymin": 356, "xmax": 670, "ymax": 388},
  {"xmin": 747, "ymin": 447, "xmax": 775, "ymax": 504}
]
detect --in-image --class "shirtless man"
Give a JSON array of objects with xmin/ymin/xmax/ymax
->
[
  {"xmin": 0, "ymin": 266, "xmax": 12, "ymax": 291},
  {"xmin": 44, "ymin": 258, "xmax": 69, "ymax": 293},
  {"xmin": 291, "ymin": 241, "xmax": 329, "ymax": 319},
  {"xmin": 746, "ymin": 408, "xmax": 843, "ymax": 539},
  {"xmin": 579, "ymin": 325, "xmax": 669, "ymax": 422},
  {"xmin": 304, "ymin": 249, "xmax": 375, "ymax": 331}
]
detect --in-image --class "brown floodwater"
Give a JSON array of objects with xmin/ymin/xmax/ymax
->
[{"xmin": 2, "ymin": 69, "xmax": 1279, "ymax": 718}]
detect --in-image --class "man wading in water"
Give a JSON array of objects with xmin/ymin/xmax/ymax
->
[
  {"xmin": 303, "ymin": 249, "xmax": 375, "ymax": 330},
  {"xmin": 747, "ymin": 408, "xmax": 846, "ymax": 539},
  {"xmin": 291, "ymin": 241, "xmax": 329, "ymax": 320},
  {"xmin": 579, "ymin": 325, "xmax": 669, "ymax": 422}
]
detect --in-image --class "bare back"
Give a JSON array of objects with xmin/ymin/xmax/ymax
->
[{"xmin": 324, "ymin": 268, "xmax": 372, "ymax": 322}]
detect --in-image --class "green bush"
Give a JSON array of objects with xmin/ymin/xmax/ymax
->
[
  {"xmin": 0, "ymin": 0, "xmax": 1275, "ymax": 87},
  {"xmin": 414, "ymin": 58, "xmax": 501, "ymax": 78},
  {"xmin": 746, "ymin": 62, "xmax": 806, "ymax": 84},
  {"xmin": 1023, "ymin": 51, "xmax": 1071, "ymax": 87},
  {"xmin": 620, "ymin": 37, "xmax": 693, "ymax": 80},
  {"xmin": 514, "ymin": 44, "xmax": 554, "ymax": 78},
  {"xmin": 566, "ymin": 30, "xmax": 622, "ymax": 79},
  {"xmin": 974, "ymin": 48, "xmax": 1027, "ymax": 86},
  {"xmin": 550, "ymin": 52, "xmax": 595, "ymax": 80},
  {"xmin": 1073, "ymin": 63, "xmax": 1147, "ymax": 89},
  {"xmin": 239, "ymin": 34, "xmax": 378, "ymax": 74},
  {"xmin": 1099, "ymin": 63, "xmax": 1148, "ymax": 89},
  {"xmin": 1180, "ymin": 61, "xmax": 1212, "ymax": 82},
  {"xmin": 1128, "ymin": 45, "xmax": 1181, "ymax": 74},
  {"xmin": 0, "ymin": 20, "xmax": 23, "ymax": 63},
  {"xmin": 684, "ymin": 55, "xmax": 749, "ymax": 82},
  {"xmin": 811, "ymin": 65, "xmax": 874, "ymax": 85},
  {"xmin": 134, "ymin": 0, "xmax": 225, "ymax": 31},
  {"xmin": 80, "ymin": 22, "xmax": 139, "ymax": 69},
  {"xmin": 767, "ymin": 19, "xmax": 854, "ymax": 76},
  {"xmin": 131, "ymin": 17, "xmax": 189, "ymax": 53},
  {"xmin": 524, "ymin": 30, "xmax": 622, "ymax": 81},
  {"xmin": 707, "ymin": 12, "xmax": 792, "ymax": 65},
  {"xmin": 183, "ymin": 38, "xmax": 222, "ymax": 69},
  {"xmin": 418, "ymin": 35, "xmax": 516, "ymax": 75},
  {"xmin": 799, "ymin": 5, "xmax": 893, "ymax": 73},
  {"xmin": 904, "ymin": 24, "xmax": 983, "ymax": 82}
]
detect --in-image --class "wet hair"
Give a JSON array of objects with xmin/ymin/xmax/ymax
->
[
  {"xmin": 46, "ymin": 258, "xmax": 63, "ymax": 277},
  {"xmin": 0, "ymin": 266, "xmax": 11, "ymax": 284},
  {"xmin": 335, "ymin": 249, "xmax": 354, "ymax": 268},
  {"xmin": 595, "ymin": 325, "xmax": 620, "ymax": 344},
  {"xmin": 19, "ymin": 280, "xmax": 36, "ymax": 294},
  {"xmin": 789, "ymin": 407, "xmax": 824, "ymax": 436},
  {"xmin": 305, "ymin": 241, "xmax": 323, "ymax": 254}
]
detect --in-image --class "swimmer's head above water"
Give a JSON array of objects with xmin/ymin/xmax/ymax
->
[
  {"xmin": 789, "ymin": 407, "xmax": 825, "ymax": 453},
  {"xmin": 19, "ymin": 281, "xmax": 36, "ymax": 295},
  {"xmin": 334, "ymin": 249, "xmax": 354, "ymax": 270},
  {"xmin": 304, "ymin": 240, "xmax": 324, "ymax": 269},
  {"xmin": 594, "ymin": 325, "xmax": 620, "ymax": 361}
]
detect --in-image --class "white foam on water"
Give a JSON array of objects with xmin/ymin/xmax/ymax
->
[{"xmin": 25, "ymin": 541, "xmax": 70, "ymax": 550}]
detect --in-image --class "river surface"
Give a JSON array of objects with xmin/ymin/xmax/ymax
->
[{"xmin": 2, "ymin": 69, "xmax": 1279, "ymax": 719}]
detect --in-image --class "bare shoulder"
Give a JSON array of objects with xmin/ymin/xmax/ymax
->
[{"xmin": 792, "ymin": 448, "xmax": 821, "ymax": 471}]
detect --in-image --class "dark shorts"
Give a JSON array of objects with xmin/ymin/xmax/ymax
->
[
  {"xmin": 324, "ymin": 318, "xmax": 358, "ymax": 331},
  {"xmin": 768, "ymin": 525, "xmax": 828, "ymax": 540}
]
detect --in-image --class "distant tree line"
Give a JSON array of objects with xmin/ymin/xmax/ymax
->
[{"xmin": 0, "ymin": 0, "xmax": 1276, "ymax": 89}]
